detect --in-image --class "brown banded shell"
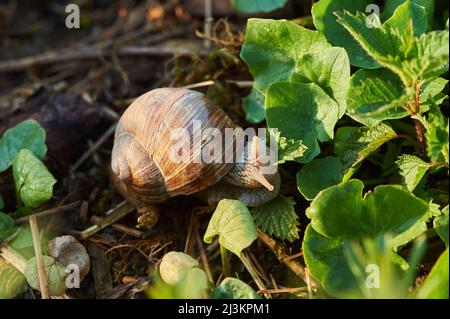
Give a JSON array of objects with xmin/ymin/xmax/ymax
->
[{"xmin": 111, "ymin": 88, "xmax": 238, "ymax": 207}]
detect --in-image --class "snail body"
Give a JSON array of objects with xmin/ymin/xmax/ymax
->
[{"xmin": 111, "ymin": 88, "xmax": 280, "ymax": 210}]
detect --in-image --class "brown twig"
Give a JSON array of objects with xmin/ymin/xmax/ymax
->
[
  {"xmin": 29, "ymin": 215, "xmax": 49, "ymax": 299},
  {"xmin": 14, "ymin": 201, "xmax": 80, "ymax": 224},
  {"xmin": 90, "ymin": 216, "xmax": 145, "ymax": 239},
  {"xmin": 194, "ymin": 225, "xmax": 214, "ymax": 283}
]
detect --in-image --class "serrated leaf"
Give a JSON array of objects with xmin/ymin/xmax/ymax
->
[
  {"xmin": 0, "ymin": 119, "xmax": 47, "ymax": 172},
  {"xmin": 291, "ymin": 47, "xmax": 350, "ymax": 118},
  {"xmin": 311, "ymin": 0, "xmax": 379, "ymax": 69},
  {"xmin": 336, "ymin": 10, "xmax": 449, "ymax": 87},
  {"xmin": 396, "ymin": 155, "xmax": 430, "ymax": 191},
  {"xmin": 266, "ymin": 81, "xmax": 339, "ymax": 163},
  {"xmin": 12, "ymin": 149, "xmax": 56, "ymax": 208},
  {"xmin": 334, "ymin": 123, "xmax": 397, "ymax": 170},
  {"xmin": 240, "ymin": 19, "xmax": 331, "ymax": 95},
  {"xmin": 270, "ymin": 130, "xmax": 308, "ymax": 164},
  {"xmin": 306, "ymin": 180, "xmax": 430, "ymax": 247},
  {"xmin": 424, "ymin": 103, "xmax": 449, "ymax": 163},
  {"xmin": 296, "ymin": 156, "xmax": 343, "ymax": 201},
  {"xmin": 0, "ymin": 257, "xmax": 27, "ymax": 299},
  {"xmin": 434, "ymin": 205, "xmax": 449, "ymax": 246},
  {"xmin": 417, "ymin": 247, "xmax": 449, "ymax": 299},
  {"xmin": 212, "ymin": 277, "xmax": 261, "ymax": 299},
  {"xmin": 252, "ymin": 196, "xmax": 299, "ymax": 242},
  {"xmin": 243, "ymin": 88, "xmax": 265, "ymax": 123},
  {"xmin": 230, "ymin": 0, "xmax": 287, "ymax": 13},
  {"xmin": 204, "ymin": 199, "xmax": 257, "ymax": 257}
]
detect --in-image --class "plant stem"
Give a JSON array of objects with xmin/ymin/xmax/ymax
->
[
  {"xmin": 342, "ymin": 166, "xmax": 358, "ymax": 183},
  {"xmin": 239, "ymin": 252, "xmax": 270, "ymax": 298},
  {"xmin": 29, "ymin": 215, "xmax": 49, "ymax": 299},
  {"xmin": 429, "ymin": 161, "xmax": 449, "ymax": 168},
  {"xmin": 220, "ymin": 245, "xmax": 230, "ymax": 278},
  {"xmin": 412, "ymin": 81, "xmax": 426, "ymax": 156},
  {"xmin": 0, "ymin": 246, "xmax": 27, "ymax": 273}
]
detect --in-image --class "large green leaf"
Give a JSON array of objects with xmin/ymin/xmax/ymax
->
[
  {"xmin": 417, "ymin": 247, "xmax": 449, "ymax": 299},
  {"xmin": 296, "ymin": 156, "xmax": 343, "ymax": 201},
  {"xmin": 434, "ymin": 205, "xmax": 449, "ymax": 246},
  {"xmin": 266, "ymin": 82, "xmax": 339, "ymax": 163},
  {"xmin": 242, "ymin": 88, "xmax": 265, "ymax": 123},
  {"xmin": 302, "ymin": 225, "xmax": 357, "ymax": 296},
  {"xmin": 0, "ymin": 119, "xmax": 47, "ymax": 172},
  {"xmin": 396, "ymin": 155, "xmax": 430, "ymax": 191},
  {"xmin": 240, "ymin": 19, "xmax": 331, "ymax": 95},
  {"xmin": 24, "ymin": 255, "xmax": 67, "ymax": 296},
  {"xmin": 230, "ymin": 0, "xmax": 287, "ymax": 13},
  {"xmin": 12, "ymin": 149, "xmax": 56, "ymax": 208},
  {"xmin": 252, "ymin": 196, "xmax": 300, "ymax": 242},
  {"xmin": 383, "ymin": 0, "xmax": 435, "ymax": 28},
  {"xmin": 291, "ymin": 47, "xmax": 350, "ymax": 118},
  {"xmin": 311, "ymin": 0, "xmax": 379, "ymax": 69},
  {"xmin": 336, "ymin": 10, "xmax": 449, "ymax": 87},
  {"xmin": 334, "ymin": 123, "xmax": 397, "ymax": 170},
  {"xmin": 212, "ymin": 277, "xmax": 261, "ymax": 299},
  {"xmin": 0, "ymin": 257, "xmax": 27, "ymax": 299},
  {"xmin": 204, "ymin": 199, "xmax": 257, "ymax": 257},
  {"xmin": 306, "ymin": 180, "xmax": 430, "ymax": 246},
  {"xmin": 384, "ymin": 0, "xmax": 428, "ymax": 36}
]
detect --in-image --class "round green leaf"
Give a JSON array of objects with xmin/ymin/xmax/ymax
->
[
  {"xmin": 243, "ymin": 88, "xmax": 265, "ymax": 123},
  {"xmin": 296, "ymin": 156, "xmax": 343, "ymax": 201},
  {"xmin": 212, "ymin": 277, "xmax": 261, "ymax": 299},
  {"xmin": 0, "ymin": 257, "xmax": 27, "ymax": 299},
  {"xmin": 204, "ymin": 199, "xmax": 257, "ymax": 257},
  {"xmin": 24, "ymin": 255, "xmax": 67, "ymax": 296},
  {"xmin": 266, "ymin": 81, "xmax": 340, "ymax": 163},
  {"xmin": 12, "ymin": 149, "xmax": 56, "ymax": 208},
  {"xmin": 0, "ymin": 119, "xmax": 47, "ymax": 172},
  {"xmin": 159, "ymin": 251, "xmax": 200, "ymax": 285}
]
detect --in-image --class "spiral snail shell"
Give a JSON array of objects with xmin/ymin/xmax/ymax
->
[{"xmin": 111, "ymin": 88, "xmax": 280, "ymax": 209}]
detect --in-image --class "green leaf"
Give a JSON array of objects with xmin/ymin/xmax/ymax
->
[
  {"xmin": 396, "ymin": 155, "xmax": 430, "ymax": 191},
  {"xmin": 243, "ymin": 88, "xmax": 265, "ymax": 123},
  {"xmin": 159, "ymin": 251, "xmax": 201, "ymax": 285},
  {"xmin": 9, "ymin": 226, "xmax": 48, "ymax": 259},
  {"xmin": 252, "ymin": 196, "xmax": 299, "ymax": 242},
  {"xmin": 12, "ymin": 149, "xmax": 56, "ymax": 208},
  {"xmin": 417, "ymin": 247, "xmax": 449, "ymax": 299},
  {"xmin": 383, "ymin": 0, "xmax": 435, "ymax": 29},
  {"xmin": 291, "ymin": 47, "xmax": 350, "ymax": 118},
  {"xmin": 270, "ymin": 130, "xmax": 308, "ymax": 164},
  {"xmin": 212, "ymin": 277, "xmax": 261, "ymax": 299},
  {"xmin": 336, "ymin": 11, "xmax": 449, "ymax": 87},
  {"xmin": 0, "ymin": 212, "xmax": 16, "ymax": 241},
  {"xmin": 240, "ymin": 18, "xmax": 331, "ymax": 95},
  {"xmin": 296, "ymin": 156, "xmax": 343, "ymax": 201},
  {"xmin": 302, "ymin": 225, "xmax": 356, "ymax": 296},
  {"xmin": 424, "ymin": 103, "xmax": 449, "ymax": 163},
  {"xmin": 434, "ymin": 205, "xmax": 449, "ymax": 246},
  {"xmin": 311, "ymin": 0, "xmax": 379, "ymax": 69},
  {"xmin": 0, "ymin": 257, "xmax": 27, "ymax": 299},
  {"xmin": 306, "ymin": 180, "xmax": 430, "ymax": 246},
  {"xmin": 0, "ymin": 119, "xmax": 47, "ymax": 172},
  {"xmin": 334, "ymin": 123, "xmax": 397, "ymax": 170},
  {"xmin": 204, "ymin": 199, "xmax": 257, "ymax": 257},
  {"xmin": 384, "ymin": 0, "xmax": 428, "ymax": 37},
  {"xmin": 24, "ymin": 255, "xmax": 67, "ymax": 296},
  {"xmin": 230, "ymin": 0, "xmax": 287, "ymax": 13},
  {"xmin": 346, "ymin": 69, "xmax": 408, "ymax": 126},
  {"xmin": 266, "ymin": 81, "xmax": 339, "ymax": 163}
]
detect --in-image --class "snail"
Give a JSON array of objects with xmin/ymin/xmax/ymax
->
[{"xmin": 111, "ymin": 88, "xmax": 280, "ymax": 213}]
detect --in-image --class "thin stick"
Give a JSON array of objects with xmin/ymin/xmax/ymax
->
[
  {"xmin": 71, "ymin": 123, "xmax": 117, "ymax": 173},
  {"xmin": 258, "ymin": 287, "xmax": 308, "ymax": 295},
  {"xmin": 257, "ymin": 229, "xmax": 315, "ymax": 287},
  {"xmin": 181, "ymin": 80, "xmax": 215, "ymax": 90},
  {"xmin": 80, "ymin": 201, "xmax": 135, "ymax": 239},
  {"xmin": 29, "ymin": 215, "xmax": 49, "ymax": 299},
  {"xmin": 0, "ymin": 46, "xmax": 207, "ymax": 73},
  {"xmin": 15, "ymin": 201, "xmax": 80, "ymax": 224},
  {"xmin": 90, "ymin": 216, "xmax": 145, "ymax": 238},
  {"xmin": 194, "ymin": 227, "xmax": 214, "ymax": 283},
  {"xmin": 0, "ymin": 246, "xmax": 27, "ymax": 273},
  {"xmin": 204, "ymin": 0, "xmax": 213, "ymax": 49},
  {"xmin": 239, "ymin": 252, "xmax": 270, "ymax": 299}
]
